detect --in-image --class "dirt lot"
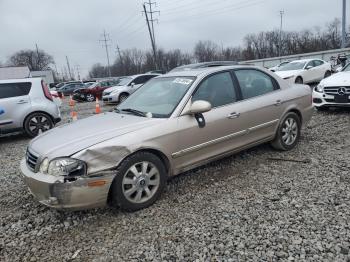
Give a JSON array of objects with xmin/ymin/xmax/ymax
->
[{"xmin": 0, "ymin": 100, "xmax": 350, "ymax": 261}]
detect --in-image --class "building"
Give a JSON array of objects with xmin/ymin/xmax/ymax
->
[
  {"xmin": 0, "ymin": 66, "xmax": 31, "ymax": 80},
  {"xmin": 31, "ymin": 70, "xmax": 54, "ymax": 85}
]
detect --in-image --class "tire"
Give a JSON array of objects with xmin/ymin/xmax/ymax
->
[
  {"xmin": 119, "ymin": 93, "xmax": 129, "ymax": 103},
  {"xmin": 315, "ymin": 106, "xmax": 327, "ymax": 111},
  {"xmin": 271, "ymin": 112, "xmax": 301, "ymax": 151},
  {"xmin": 24, "ymin": 112, "xmax": 54, "ymax": 138},
  {"xmin": 85, "ymin": 94, "xmax": 95, "ymax": 102},
  {"xmin": 295, "ymin": 77, "xmax": 303, "ymax": 84},
  {"xmin": 110, "ymin": 152, "xmax": 166, "ymax": 211},
  {"xmin": 324, "ymin": 71, "xmax": 331, "ymax": 78}
]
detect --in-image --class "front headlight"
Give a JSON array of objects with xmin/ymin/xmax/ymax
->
[
  {"xmin": 315, "ymin": 84, "xmax": 324, "ymax": 93},
  {"xmin": 40, "ymin": 158, "xmax": 86, "ymax": 177}
]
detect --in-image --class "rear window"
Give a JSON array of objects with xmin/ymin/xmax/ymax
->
[{"xmin": 0, "ymin": 82, "xmax": 32, "ymax": 99}]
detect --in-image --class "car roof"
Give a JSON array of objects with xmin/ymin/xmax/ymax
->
[
  {"xmin": 170, "ymin": 61, "xmax": 238, "ymax": 72},
  {"xmin": 0, "ymin": 77, "xmax": 42, "ymax": 84},
  {"xmin": 162, "ymin": 65, "xmax": 261, "ymax": 77}
]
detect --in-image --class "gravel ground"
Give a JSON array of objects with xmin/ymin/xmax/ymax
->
[{"xmin": 0, "ymin": 99, "xmax": 350, "ymax": 261}]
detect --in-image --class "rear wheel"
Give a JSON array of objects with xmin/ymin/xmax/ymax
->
[
  {"xmin": 86, "ymin": 94, "xmax": 95, "ymax": 102},
  {"xmin": 295, "ymin": 77, "xmax": 303, "ymax": 84},
  {"xmin": 24, "ymin": 112, "xmax": 54, "ymax": 138},
  {"xmin": 271, "ymin": 112, "xmax": 301, "ymax": 151},
  {"xmin": 110, "ymin": 152, "xmax": 166, "ymax": 211}
]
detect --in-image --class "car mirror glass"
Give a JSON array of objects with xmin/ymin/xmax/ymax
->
[{"xmin": 306, "ymin": 65, "xmax": 313, "ymax": 70}]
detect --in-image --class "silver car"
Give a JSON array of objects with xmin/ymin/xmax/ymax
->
[
  {"xmin": 102, "ymin": 74, "xmax": 159, "ymax": 103},
  {"xmin": 21, "ymin": 66, "xmax": 313, "ymax": 211},
  {"xmin": 0, "ymin": 78, "xmax": 61, "ymax": 137}
]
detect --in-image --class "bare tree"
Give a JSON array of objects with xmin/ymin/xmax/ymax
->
[
  {"xmin": 8, "ymin": 49, "xmax": 54, "ymax": 70},
  {"xmin": 194, "ymin": 40, "xmax": 220, "ymax": 62},
  {"xmin": 89, "ymin": 63, "xmax": 107, "ymax": 78}
]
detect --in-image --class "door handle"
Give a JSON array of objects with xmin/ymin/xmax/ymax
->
[
  {"xmin": 17, "ymin": 100, "xmax": 28, "ymax": 104},
  {"xmin": 274, "ymin": 100, "xmax": 283, "ymax": 106},
  {"xmin": 227, "ymin": 112, "xmax": 240, "ymax": 119}
]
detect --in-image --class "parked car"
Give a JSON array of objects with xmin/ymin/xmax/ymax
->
[
  {"xmin": 0, "ymin": 78, "xmax": 61, "ymax": 137},
  {"xmin": 269, "ymin": 61, "xmax": 290, "ymax": 72},
  {"xmin": 313, "ymin": 62, "xmax": 350, "ymax": 110},
  {"xmin": 57, "ymin": 82, "xmax": 85, "ymax": 96},
  {"xmin": 21, "ymin": 65, "xmax": 313, "ymax": 211},
  {"xmin": 72, "ymin": 79, "xmax": 120, "ymax": 102},
  {"xmin": 102, "ymin": 74, "xmax": 159, "ymax": 103},
  {"xmin": 274, "ymin": 59, "xmax": 332, "ymax": 84},
  {"xmin": 170, "ymin": 61, "xmax": 238, "ymax": 73}
]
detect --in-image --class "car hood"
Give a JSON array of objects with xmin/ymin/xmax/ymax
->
[
  {"xmin": 105, "ymin": 85, "xmax": 127, "ymax": 93},
  {"xmin": 275, "ymin": 70, "xmax": 302, "ymax": 79},
  {"xmin": 29, "ymin": 112, "xmax": 163, "ymax": 158},
  {"xmin": 321, "ymin": 71, "xmax": 350, "ymax": 86}
]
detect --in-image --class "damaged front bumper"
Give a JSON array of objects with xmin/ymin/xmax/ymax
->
[{"xmin": 20, "ymin": 159, "xmax": 115, "ymax": 210}]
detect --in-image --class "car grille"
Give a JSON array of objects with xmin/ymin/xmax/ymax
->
[
  {"xmin": 26, "ymin": 148, "xmax": 39, "ymax": 172},
  {"xmin": 324, "ymin": 86, "xmax": 350, "ymax": 95}
]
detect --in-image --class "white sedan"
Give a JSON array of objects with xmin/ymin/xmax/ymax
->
[
  {"xmin": 313, "ymin": 63, "xmax": 350, "ymax": 110},
  {"xmin": 274, "ymin": 59, "xmax": 332, "ymax": 84}
]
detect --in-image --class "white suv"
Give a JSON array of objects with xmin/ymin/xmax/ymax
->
[{"xmin": 0, "ymin": 78, "xmax": 61, "ymax": 137}]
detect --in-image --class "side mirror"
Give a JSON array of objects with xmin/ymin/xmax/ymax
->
[
  {"xmin": 131, "ymin": 82, "xmax": 135, "ymax": 87},
  {"xmin": 184, "ymin": 100, "xmax": 212, "ymax": 115},
  {"xmin": 305, "ymin": 65, "xmax": 313, "ymax": 70}
]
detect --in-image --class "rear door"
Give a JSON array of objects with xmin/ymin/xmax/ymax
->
[
  {"xmin": 232, "ymin": 69, "xmax": 284, "ymax": 144},
  {"xmin": 0, "ymin": 82, "xmax": 32, "ymax": 133},
  {"xmin": 313, "ymin": 60, "xmax": 326, "ymax": 81},
  {"xmin": 304, "ymin": 60, "xmax": 318, "ymax": 82}
]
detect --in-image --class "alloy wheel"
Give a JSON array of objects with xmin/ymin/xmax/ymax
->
[
  {"xmin": 86, "ymin": 94, "xmax": 95, "ymax": 102},
  {"xmin": 281, "ymin": 117, "xmax": 298, "ymax": 146},
  {"xmin": 28, "ymin": 115, "xmax": 51, "ymax": 135},
  {"xmin": 122, "ymin": 161, "xmax": 160, "ymax": 204}
]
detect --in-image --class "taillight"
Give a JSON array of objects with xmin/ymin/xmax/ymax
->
[{"xmin": 41, "ymin": 80, "xmax": 53, "ymax": 101}]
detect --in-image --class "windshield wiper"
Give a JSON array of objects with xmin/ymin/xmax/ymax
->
[{"xmin": 119, "ymin": 108, "xmax": 147, "ymax": 117}]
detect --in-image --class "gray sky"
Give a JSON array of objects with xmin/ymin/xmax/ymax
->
[{"xmin": 0, "ymin": 0, "xmax": 346, "ymax": 78}]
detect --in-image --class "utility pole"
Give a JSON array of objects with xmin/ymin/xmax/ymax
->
[
  {"xmin": 279, "ymin": 10, "xmax": 284, "ymax": 57},
  {"xmin": 116, "ymin": 45, "xmax": 123, "ymax": 62},
  {"xmin": 144, "ymin": 0, "xmax": 159, "ymax": 49},
  {"xmin": 99, "ymin": 30, "xmax": 112, "ymax": 77},
  {"xmin": 143, "ymin": 3, "xmax": 159, "ymax": 69},
  {"xmin": 35, "ymin": 43, "xmax": 40, "ymax": 70},
  {"xmin": 342, "ymin": 0, "xmax": 347, "ymax": 48},
  {"xmin": 65, "ymin": 56, "xmax": 73, "ymax": 80},
  {"xmin": 75, "ymin": 65, "xmax": 81, "ymax": 81}
]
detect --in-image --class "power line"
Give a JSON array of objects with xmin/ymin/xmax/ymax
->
[
  {"xmin": 99, "ymin": 30, "xmax": 112, "ymax": 77},
  {"xmin": 161, "ymin": 0, "xmax": 267, "ymax": 23}
]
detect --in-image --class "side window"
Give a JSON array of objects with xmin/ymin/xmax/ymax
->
[
  {"xmin": 314, "ymin": 60, "xmax": 324, "ymax": 67},
  {"xmin": 0, "ymin": 82, "xmax": 32, "ymax": 99},
  {"xmin": 133, "ymin": 76, "xmax": 146, "ymax": 85},
  {"xmin": 235, "ymin": 70, "xmax": 276, "ymax": 100},
  {"xmin": 306, "ymin": 61, "xmax": 315, "ymax": 68},
  {"xmin": 192, "ymin": 72, "xmax": 236, "ymax": 108}
]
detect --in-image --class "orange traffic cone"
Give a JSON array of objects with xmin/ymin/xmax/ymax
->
[
  {"xmin": 71, "ymin": 111, "xmax": 78, "ymax": 121},
  {"xmin": 95, "ymin": 98, "xmax": 101, "ymax": 114},
  {"xmin": 69, "ymin": 95, "xmax": 75, "ymax": 107}
]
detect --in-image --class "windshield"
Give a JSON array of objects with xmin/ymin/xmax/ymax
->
[
  {"xmin": 117, "ymin": 77, "xmax": 132, "ymax": 86},
  {"xmin": 116, "ymin": 76, "xmax": 195, "ymax": 118},
  {"xmin": 278, "ymin": 62, "xmax": 306, "ymax": 71},
  {"xmin": 88, "ymin": 83, "xmax": 99, "ymax": 89}
]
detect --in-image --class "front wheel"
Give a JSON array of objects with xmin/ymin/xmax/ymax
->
[
  {"xmin": 24, "ymin": 112, "xmax": 54, "ymax": 138},
  {"xmin": 271, "ymin": 112, "xmax": 301, "ymax": 151},
  {"xmin": 110, "ymin": 152, "xmax": 166, "ymax": 211}
]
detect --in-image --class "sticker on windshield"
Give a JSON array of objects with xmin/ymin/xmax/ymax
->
[{"xmin": 173, "ymin": 78, "xmax": 193, "ymax": 85}]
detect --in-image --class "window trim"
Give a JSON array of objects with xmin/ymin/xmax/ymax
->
[
  {"xmin": 0, "ymin": 82, "xmax": 32, "ymax": 99},
  {"xmin": 190, "ymin": 70, "xmax": 240, "ymax": 110},
  {"xmin": 232, "ymin": 68, "xmax": 281, "ymax": 102}
]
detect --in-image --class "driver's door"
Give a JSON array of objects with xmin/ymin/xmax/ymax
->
[
  {"xmin": 173, "ymin": 71, "xmax": 245, "ymax": 171},
  {"xmin": 304, "ymin": 60, "xmax": 318, "ymax": 82}
]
